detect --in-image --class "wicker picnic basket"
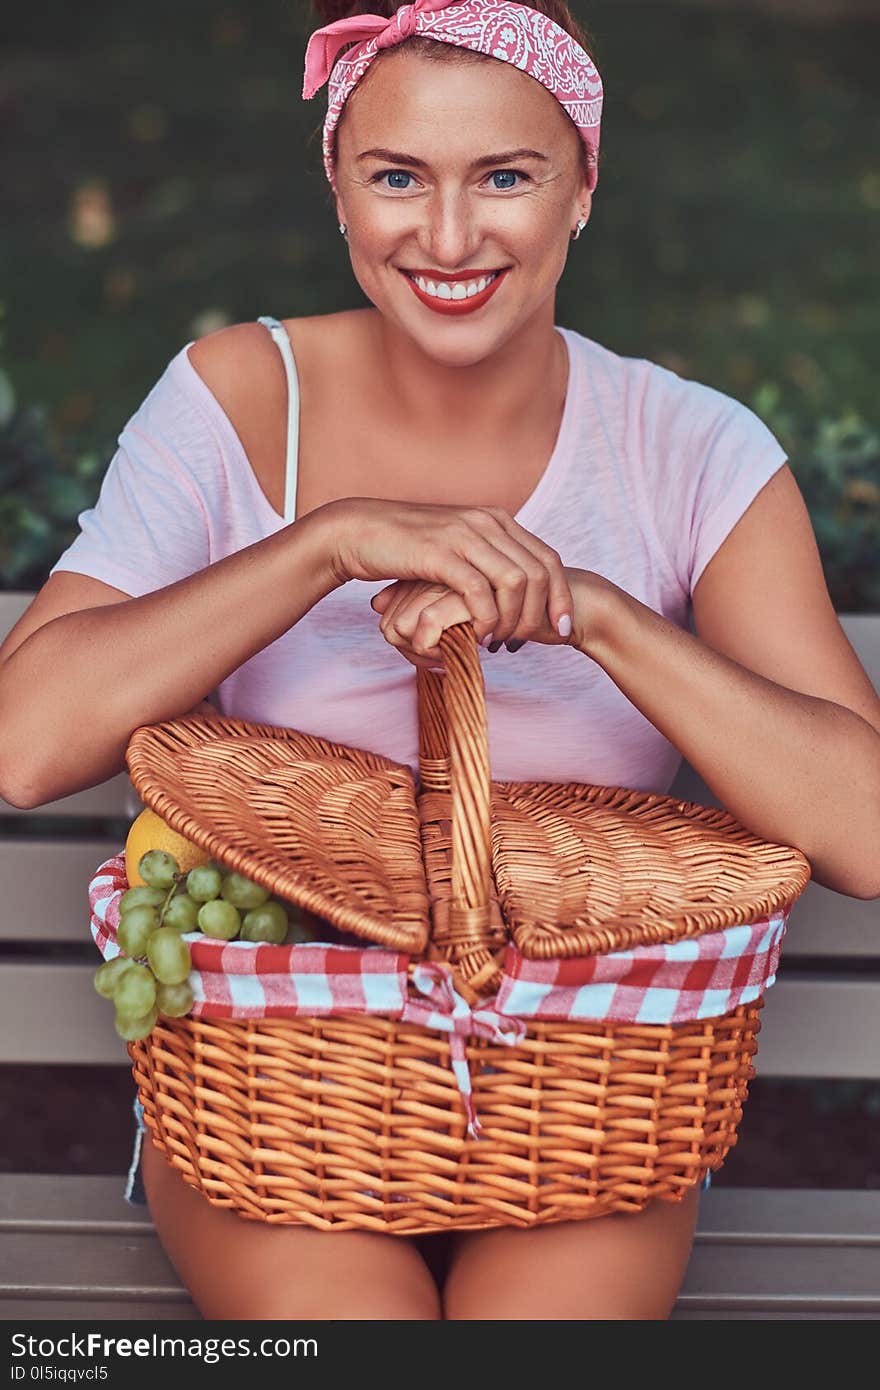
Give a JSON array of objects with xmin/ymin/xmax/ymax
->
[{"xmin": 119, "ymin": 622, "xmax": 811, "ymax": 1233}]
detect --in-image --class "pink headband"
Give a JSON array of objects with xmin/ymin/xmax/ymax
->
[{"xmin": 303, "ymin": 1, "xmax": 603, "ymax": 194}]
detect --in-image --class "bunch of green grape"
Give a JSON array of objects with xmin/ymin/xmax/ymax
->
[{"xmin": 94, "ymin": 850, "xmax": 320, "ymax": 1041}]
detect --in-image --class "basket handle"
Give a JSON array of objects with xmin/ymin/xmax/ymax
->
[{"xmin": 416, "ymin": 623, "xmax": 507, "ymax": 999}]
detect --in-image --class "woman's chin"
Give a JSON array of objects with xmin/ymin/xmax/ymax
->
[{"xmin": 390, "ymin": 302, "xmax": 520, "ymax": 366}]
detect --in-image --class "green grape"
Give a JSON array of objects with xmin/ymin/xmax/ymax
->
[
  {"xmin": 93, "ymin": 955, "xmax": 138, "ymax": 999},
  {"xmin": 117, "ymin": 905, "xmax": 161, "ymax": 958},
  {"xmin": 114, "ymin": 1005, "xmax": 158, "ymax": 1042},
  {"xmin": 147, "ymin": 928, "xmax": 192, "ymax": 985},
  {"xmin": 156, "ymin": 980, "xmax": 194, "ymax": 1018},
  {"xmin": 119, "ymin": 901, "xmax": 161, "ymax": 929},
  {"xmin": 240, "ymin": 901, "xmax": 288, "ymax": 944},
  {"xmin": 114, "ymin": 963, "xmax": 157, "ymax": 1017},
  {"xmin": 221, "ymin": 872, "xmax": 270, "ymax": 910},
  {"xmin": 160, "ymin": 893, "xmax": 200, "ymax": 932},
  {"xmin": 138, "ymin": 850, "xmax": 180, "ymax": 889},
  {"xmin": 186, "ymin": 865, "xmax": 223, "ymax": 903},
  {"xmin": 119, "ymin": 886, "xmax": 167, "ymax": 914},
  {"xmin": 197, "ymin": 899, "xmax": 242, "ymax": 940}
]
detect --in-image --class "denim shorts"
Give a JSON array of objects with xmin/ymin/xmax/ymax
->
[
  {"xmin": 123, "ymin": 1093, "xmax": 712, "ymax": 1208},
  {"xmin": 124, "ymin": 1095, "xmax": 148, "ymax": 1206}
]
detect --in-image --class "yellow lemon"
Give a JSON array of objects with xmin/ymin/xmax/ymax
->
[{"xmin": 125, "ymin": 808, "xmax": 212, "ymax": 886}]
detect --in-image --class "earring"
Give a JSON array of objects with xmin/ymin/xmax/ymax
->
[
  {"xmin": 570, "ymin": 217, "xmax": 587, "ymax": 242},
  {"xmin": 338, "ymin": 222, "xmax": 347, "ymax": 238}
]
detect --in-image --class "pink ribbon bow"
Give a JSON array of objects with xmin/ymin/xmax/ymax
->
[
  {"xmin": 402, "ymin": 959, "xmax": 526, "ymax": 1139},
  {"xmin": 303, "ymin": 0, "xmax": 454, "ymax": 100}
]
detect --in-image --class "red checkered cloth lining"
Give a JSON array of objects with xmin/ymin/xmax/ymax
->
[
  {"xmin": 91, "ymin": 853, "xmax": 788, "ymax": 1138},
  {"xmin": 90, "ymin": 855, "xmax": 408, "ymax": 1017},
  {"xmin": 495, "ymin": 917, "xmax": 788, "ymax": 1026}
]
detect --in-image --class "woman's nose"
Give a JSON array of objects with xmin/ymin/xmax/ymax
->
[{"xmin": 417, "ymin": 190, "xmax": 480, "ymax": 269}]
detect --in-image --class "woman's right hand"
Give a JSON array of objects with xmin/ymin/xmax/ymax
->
[{"xmin": 319, "ymin": 497, "xmax": 574, "ymax": 646}]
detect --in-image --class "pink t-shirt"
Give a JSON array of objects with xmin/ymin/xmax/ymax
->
[{"xmin": 49, "ymin": 323, "xmax": 787, "ymax": 793}]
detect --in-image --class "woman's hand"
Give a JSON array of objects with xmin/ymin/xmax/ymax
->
[
  {"xmin": 322, "ymin": 497, "xmax": 574, "ymax": 647},
  {"xmin": 370, "ymin": 568, "xmax": 609, "ymax": 669}
]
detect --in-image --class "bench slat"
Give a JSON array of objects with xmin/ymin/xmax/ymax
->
[
  {"xmin": 678, "ymin": 1187, "xmax": 880, "ymax": 1318},
  {"xmin": 2, "ymin": 963, "xmax": 879, "ymax": 1077},
  {"xmin": 686, "ymin": 1185, "xmax": 880, "ymax": 1241},
  {"xmin": 754, "ymin": 974, "xmax": 880, "ymax": 1079},
  {"xmin": 0, "ymin": 1298, "xmax": 197, "ymax": 1320},
  {"xmin": 0, "ymin": 774, "xmax": 138, "ymax": 819},
  {"xmin": 0, "ymin": 838, "xmax": 125, "ymax": 941},
  {"xmin": 5, "ymin": 1174, "xmax": 877, "ymax": 1241},
  {"xmin": 2, "ymin": 843, "xmax": 875, "ymax": 957},
  {"xmin": 1, "ymin": 836, "xmax": 877, "ymax": 956},
  {"xmin": 0, "ymin": 1174, "xmax": 149, "ymax": 1229},
  {"xmin": 1, "ymin": 1177, "xmax": 877, "ymax": 1320},
  {"xmin": 676, "ymin": 1245, "xmax": 880, "ymax": 1315},
  {"xmin": 0, "ymin": 963, "xmax": 122, "ymax": 1063},
  {"xmin": 673, "ymin": 1311, "xmax": 879, "ymax": 1319},
  {"xmin": 0, "ymin": 1229, "xmax": 194, "ymax": 1302},
  {"xmin": 0, "ymin": 1175, "xmax": 194, "ymax": 1315},
  {"xmin": 779, "ymin": 881, "xmax": 879, "ymax": 958}
]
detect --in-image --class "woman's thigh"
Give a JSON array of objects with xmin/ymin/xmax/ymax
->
[
  {"xmin": 442, "ymin": 1184, "xmax": 702, "ymax": 1320},
  {"xmin": 141, "ymin": 1140, "xmax": 442, "ymax": 1320}
]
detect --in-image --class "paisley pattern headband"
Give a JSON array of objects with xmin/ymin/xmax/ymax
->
[{"xmin": 303, "ymin": 1, "xmax": 603, "ymax": 193}]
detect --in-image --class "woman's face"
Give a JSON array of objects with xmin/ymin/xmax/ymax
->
[{"xmin": 334, "ymin": 48, "xmax": 591, "ymax": 366}]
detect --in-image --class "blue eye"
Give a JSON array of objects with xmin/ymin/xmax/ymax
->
[
  {"xmin": 374, "ymin": 170, "xmax": 413, "ymax": 189},
  {"xmin": 490, "ymin": 170, "xmax": 523, "ymax": 190}
]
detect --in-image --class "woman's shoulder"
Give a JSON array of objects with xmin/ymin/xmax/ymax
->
[
  {"xmin": 563, "ymin": 325, "xmax": 755, "ymax": 434},
  {"xmin": 185, "ymin": 309, "xmax": 369, "ymax": 403},
  {"xmin": 179, "ymin": 311, "xmax": 371, "ymax": 514}
]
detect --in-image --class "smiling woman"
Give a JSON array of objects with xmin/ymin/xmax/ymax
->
[
  {"xmin": 11, "ymin": 0, "xmax": 880, "ymax": 1329},
  {"xmin": 312, "ymin": 0, "xmax": 600, "ymax": 373}
]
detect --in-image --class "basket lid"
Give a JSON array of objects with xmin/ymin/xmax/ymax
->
[
  {"xmin": 489, "ymin": 780, "xmax": 812, "ymax": 959},
  {"xmin": 125, "ymin": 713, "xmax": 433, "ymax": 954}
]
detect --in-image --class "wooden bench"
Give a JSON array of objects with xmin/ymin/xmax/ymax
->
[{"xmin": 1, "ymin": 589, "xmax": 878, "ymax": 1320}]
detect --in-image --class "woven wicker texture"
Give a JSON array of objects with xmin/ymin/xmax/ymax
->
[
  {"xmin": 130, "ymin": 1004, "xmax": 759, "ymax": 1231},
  {"xmin": 126, "ymin": 722, "xmax": 432, "ymax": 955},
  {"xmin": 124, "ymin": 622, "xmax": 811, "ymax": 1231}
]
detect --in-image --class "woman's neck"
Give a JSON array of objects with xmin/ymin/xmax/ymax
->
[{"xmin": 363, "ymin": 302, "xmax": 566, "ymax": 439}]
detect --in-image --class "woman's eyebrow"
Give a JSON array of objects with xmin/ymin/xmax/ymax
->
[{"xmin": 356, "ymin": 147, "xmax": 550, "ymax": 168}]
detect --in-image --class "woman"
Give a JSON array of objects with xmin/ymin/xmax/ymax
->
[{"xmin": 2, "ymin": 0, "xmax": 880, "ymax": 1320}]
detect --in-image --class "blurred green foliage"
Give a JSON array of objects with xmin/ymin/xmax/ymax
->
[
  {"xmin": 1, "ymin": 0, "xmax": 878, "ymax": 604},
  {"xmin": 0, "ymin": 312, "xmax": 106, "ymax": 586},
  {"xmin": 0, "ymin": 395, "xmax": 105, "ymax": 588},
  {"xmin": 753, "ymin": 386, "xmax": 880, "ymax": 608}
]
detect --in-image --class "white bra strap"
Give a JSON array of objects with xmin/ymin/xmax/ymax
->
[{"xmin": 257, "ymin": 315, "xmax": 300, "ymax": 524}]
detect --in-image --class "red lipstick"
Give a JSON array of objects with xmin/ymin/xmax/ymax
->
[{"xmin": 401, "ymin": 268, "xmax": 509, "ymax": 316}]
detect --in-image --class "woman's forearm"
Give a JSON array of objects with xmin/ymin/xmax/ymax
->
[
  {"xmin": 0, "ymin": 506, "xmax": 343, "ymax": 808},
  {"xmin": 573, "ymin": 572, "xmax": 880, "ymax": 899}
]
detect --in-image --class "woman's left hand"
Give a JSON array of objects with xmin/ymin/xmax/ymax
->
[{"xmin": 370, "ymin": 567, "xmax": 606, "ymax": 669}]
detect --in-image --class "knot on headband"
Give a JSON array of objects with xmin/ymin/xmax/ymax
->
[
  {"xmin": 303, "ymin": 2, "xmax": 452, "ymax": 98},
  {"xmin": 381, "ymin": 2, "xmax": 419, "ymax": 45},
  {"xmin": 303, "ymin": 1, "xmax": 603, "ymax": 195}
]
